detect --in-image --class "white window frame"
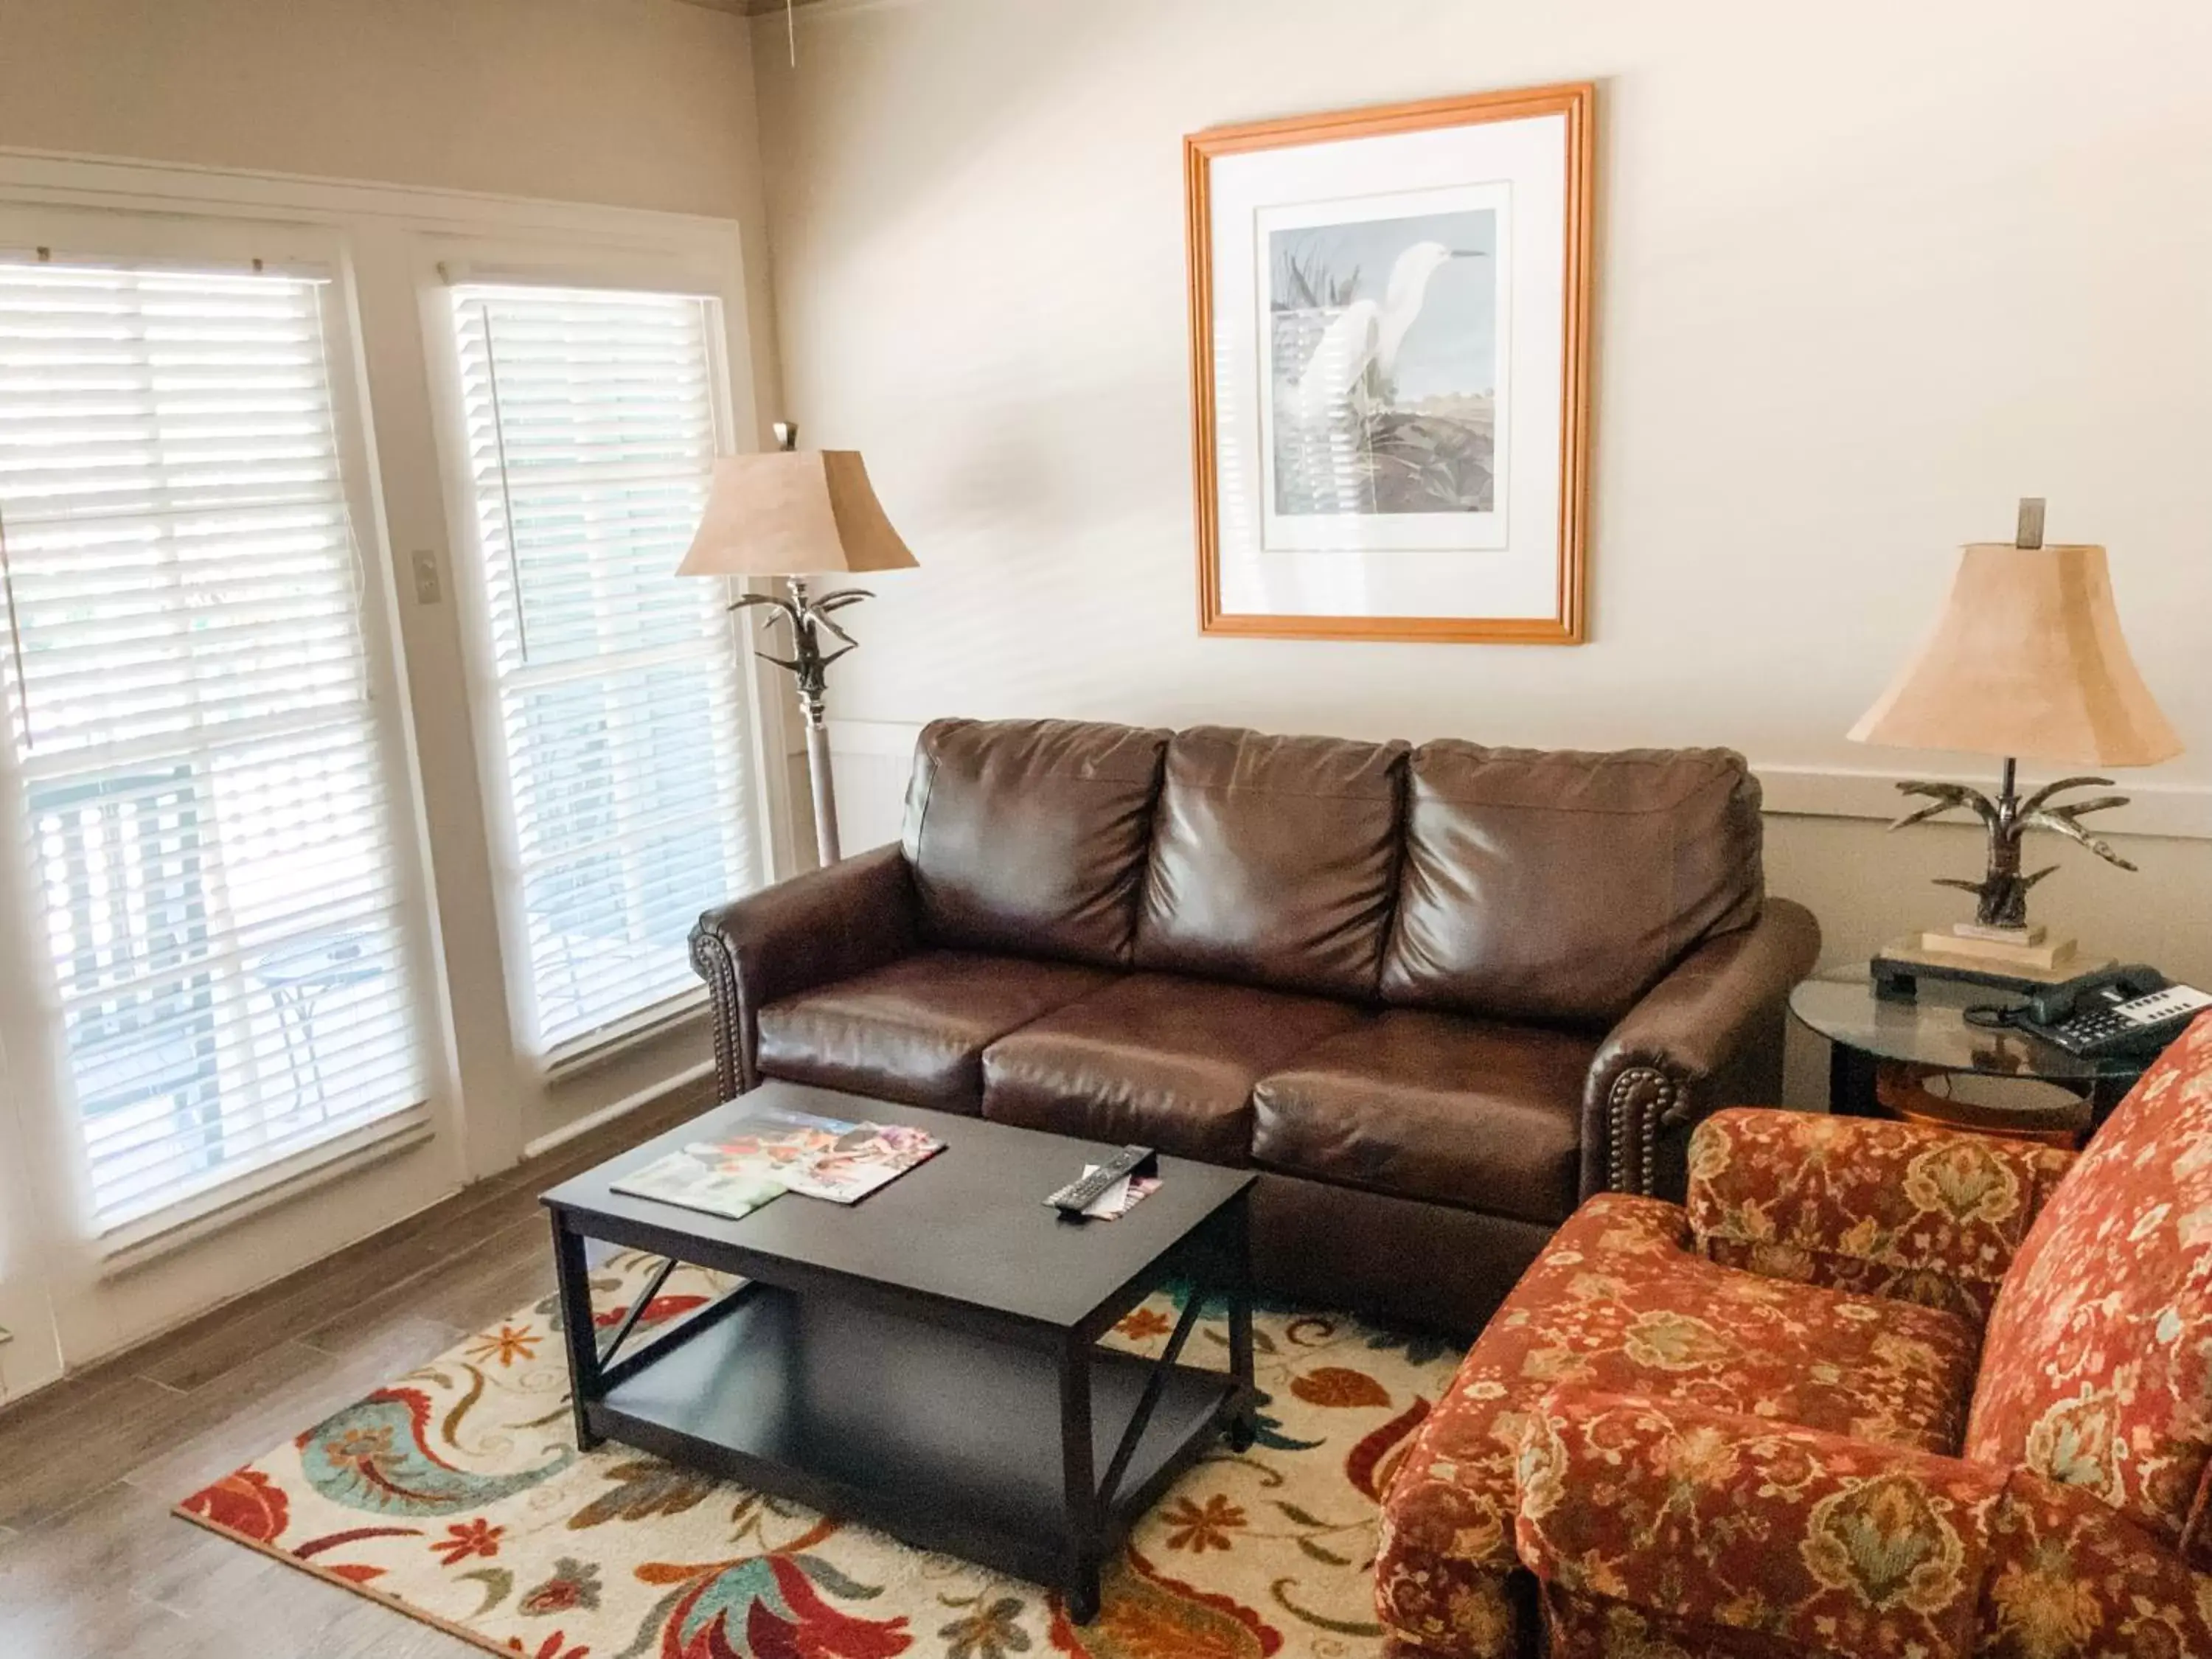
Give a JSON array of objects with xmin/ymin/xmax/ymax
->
[
  {"xmin": 0, "ymin": 202, "xmax": 454, "ymax": 1261},
  {"xmin": 417, "ymin": 239, "xmax": 777, "ymax": 1078}
]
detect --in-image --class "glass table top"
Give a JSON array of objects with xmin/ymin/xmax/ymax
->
[{"xmin": 1789, "ymin": 972, "xmax": 2151, "ymax": 1084}]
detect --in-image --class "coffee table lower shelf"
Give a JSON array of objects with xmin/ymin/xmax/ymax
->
[{"xmin": 581, "ymin": 1280, "xmax": 1250, "ymax": 1618}]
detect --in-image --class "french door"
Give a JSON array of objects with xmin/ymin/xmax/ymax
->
[{"xmin": 0, "ymin": 207, "xmax": 453, "ymax": 1385}]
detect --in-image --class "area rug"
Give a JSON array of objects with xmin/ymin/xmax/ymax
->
[{"xmin": 176, "ymin": 1249, "xmax": 1462, "ymax": 1658}]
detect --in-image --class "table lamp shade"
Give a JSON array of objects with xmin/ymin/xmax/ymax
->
[
  {"xmin": 1848, "ymin": 541, "xmax": 2182, "ymax": 768},
  {"xmin": 675, "ymin": 450, "xmax": 917, "ymax": 579}
]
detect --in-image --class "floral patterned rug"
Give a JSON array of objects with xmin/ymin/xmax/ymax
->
[{"xmin": 176, "ymin": 1250, "xmax": 1464, "ymax": 1659}]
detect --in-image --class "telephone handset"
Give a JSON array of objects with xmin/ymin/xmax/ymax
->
[{"xmin": 2013, "ymin": 966, "xmax": 2212, "ymax": 1060}]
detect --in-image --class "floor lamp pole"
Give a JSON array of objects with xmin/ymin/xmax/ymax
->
[
  {"xmin": 734, "ymin": 573, "xmax": 865, "ymax": 869},
  {"xmin": 803, "ymin": 704, "xmax": 841, "ymax": 867}
]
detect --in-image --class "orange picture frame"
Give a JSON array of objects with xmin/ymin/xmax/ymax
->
[{"xmin": 1186, "ymin": 83, "xmax": 1595, "ymax": 644}]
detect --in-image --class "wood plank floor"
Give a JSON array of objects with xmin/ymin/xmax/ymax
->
[{"xmin": 0, "ymin": 1082, "xmax": 714, "ymax": 1658}]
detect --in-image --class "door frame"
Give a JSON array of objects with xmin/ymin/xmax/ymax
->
[{"xmin": 0, "ymin": 1040, "xmax": 64, "ymax": 1402}]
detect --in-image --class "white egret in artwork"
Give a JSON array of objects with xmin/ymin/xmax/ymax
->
[{"xmin": 1284, "ymin": 240, "xmax": 1485, "ymax": 425}]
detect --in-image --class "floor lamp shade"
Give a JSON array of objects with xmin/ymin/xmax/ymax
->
[
  {"xmin": 1849, "ymin": 541, "xmax": 2182, "ymax": 768},
  {"xmin": 676, "ymin": 451, "xmax": 917, "ymax": 578},
  {"xmin": 675, "ymin": 437, "xmax": 916, "ymax": 872}
]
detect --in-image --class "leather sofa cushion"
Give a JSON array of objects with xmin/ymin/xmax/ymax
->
[
  {"xmin": 1252, "ymin": 1010, "xmax": 1594, "ymax": 1226},
  {"xmin": 1380, "ymin": 742, "xmax": 1764, "ymax": 1026},
  {"xmin": 757, "ymin": 950, "xmax": 1114, "ymax": 1112},
  {"xmin": 981, "ymin": 972, "xmax": 1364, "ymax": 1164},
  {"xmin": 1134, "ymin": 726, "xmax": 1409, "ymax": 1000},
  {"xmin": 903, "ymin": 718, "xmax": 1169, "ymax": 969}
]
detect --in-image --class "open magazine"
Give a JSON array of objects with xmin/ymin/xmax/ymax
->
[
  {"xmin": 612, "ymin": 1106, "xmax": 945, "ymax": 1217},
  {"xmin": 610, "ymin": 1155, "xmax": 786, "ymax": 1224}
]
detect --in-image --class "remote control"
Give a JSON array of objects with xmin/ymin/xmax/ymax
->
[{"xmin": 1048, "ymin": 1145, "xmax": 1159, "ymax": 1216}]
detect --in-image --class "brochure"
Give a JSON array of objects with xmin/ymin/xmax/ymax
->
[
  {"xmin": 611, "ymin": 1153, "xmax": 786, "ymax": 1222},
  {"xmin": 685, "ymin": 1106, "xmax": 945, "ymax": 1204}
]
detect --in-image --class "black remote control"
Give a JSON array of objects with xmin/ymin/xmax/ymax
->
[{"xmin": 1047, "ymin": 1145, "xmax": 1158, "ymax": 1217}]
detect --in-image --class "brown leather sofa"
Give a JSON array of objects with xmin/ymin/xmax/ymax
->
[{"xmin": 691, "ymin": 719, "xmax": 1820, "ymax": 1330}]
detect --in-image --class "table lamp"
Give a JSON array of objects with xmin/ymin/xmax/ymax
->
[
  {"xmin": 678, "ymin": 422, "xmax": 917, "ymax": 866},
  {"xmin": 1849, "ymin": 498, "xmax": 2183, "ymax": 984}
]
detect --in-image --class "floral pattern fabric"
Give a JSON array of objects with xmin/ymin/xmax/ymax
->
[
  {"xmin": 1513, "ymin": 1391, "xmax": 2006, "ymax": 1658},
  {"xmin": 1513, "ymin": 1394, "xmax": 2212, "ymax": 1659},
  {"xmin": 1384, "ymin": 1028, "xmax": 2212, "ymax": 1659},
  {"xmin": 1965, "ymin": 1011, "xmax": 2212, "ymax": 1556},
  {"xmin": 1374, "ymin": 1192, "xmax": 1981, "ymax": 1659},
  {"xmin": 1686, "ymin": 1107, "xmax": 2076, "ymax": 1324},
  {"xmin": 179, "ymin": 1250, "xmax": 1461, "ymax": 1658},
  {"xmin": 1974, "ymin": 1465, "xmax": 2212, "ymax": 1659}
]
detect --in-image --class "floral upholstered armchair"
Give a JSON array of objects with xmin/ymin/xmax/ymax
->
[{"xmin": 1375, "ymin": 1010, "xmax": 2212, "ymax": 1659}]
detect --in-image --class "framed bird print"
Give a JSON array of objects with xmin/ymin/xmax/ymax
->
[{"xmin": 1186, "ymin": 83, "xmax": 1594, "ymax": 642}]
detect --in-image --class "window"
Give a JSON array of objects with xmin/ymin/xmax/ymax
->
[
  {"xmin": 448, "ymin": 285, "xmax": 759, "ymax": 1060},
  {"xmin": 0, "ymin": 259, "xmax": 425, "ymax": 1231}
]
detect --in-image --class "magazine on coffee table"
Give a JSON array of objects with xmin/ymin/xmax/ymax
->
[
  {"xmin": 684, "ymin": 1106, "xmax": 946, "ymax": 1204},
  {"xmin": 610, "ymin": 1155, "xmax": 787, "ymax": 1222}
]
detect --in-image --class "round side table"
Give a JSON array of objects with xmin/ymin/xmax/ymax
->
[{"xmin": 1789, "ymin": 973, "xmax": 2149, "ymax": 1149}]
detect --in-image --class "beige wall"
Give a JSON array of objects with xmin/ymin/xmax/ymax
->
[
  {"xmin": 0, "ymin": 0, "xmax": 761, "ymax": 219},
  {"xmin": 754, "ymin": 0, "xmax": 2212, "ymax": 1054}
]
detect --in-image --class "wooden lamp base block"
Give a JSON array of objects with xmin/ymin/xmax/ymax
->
[
  {"xmin": 1873, "ymin": 936, "xmax": 2115, "ymax": 1000},
  {"xmin": 1916, "ymin": 926, "xmax": 2081, "ymax": 973}
]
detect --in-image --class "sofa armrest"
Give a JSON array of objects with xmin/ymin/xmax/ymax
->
[
  {"xmin": 1687, "ymin": 1107, "xmax": 2075, "ymax": 1323},
  {"xmin": 1582, "ymin": 897, "xmax": 1821, "ymax": 1198},
  {"xmin": 1513, "ymin": 1388, "xmax": 2002, "ymax": 1659},
  {"xmin": 688, "ymin": 843, "xmax": 919, "ymax": 1099}
]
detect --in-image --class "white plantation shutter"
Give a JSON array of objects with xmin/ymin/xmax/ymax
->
[
  {"xmin": 450, "ymin": 285, "xmax": 757, "ymax": 1058},
  {"xmin": 0, "ymin": 260, "xmax": 425, "ymax": 1231}
]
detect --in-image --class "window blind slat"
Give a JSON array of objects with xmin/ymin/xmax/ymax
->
[
  {"xmin": 451, "ymin": 284, "xmax": 758, "ymax": 1057},
  {"xmin": 0, "ymin": 260, "xmax": 425, "ymax": 1232}
]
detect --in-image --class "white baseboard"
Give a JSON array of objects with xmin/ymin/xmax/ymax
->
[{"xmin": 1750, "ymin": 765, "xmax": 2209, "ymax": 839}]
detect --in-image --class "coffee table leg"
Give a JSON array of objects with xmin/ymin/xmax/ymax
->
[
  {"xmin": 550, "ymin": 1213, "xmax": 605, "ymax": 1452},
  {"xmin": 1225, "ymin": 1192, "xmax": 1256, "ymax": 1453},
  {"xmin": 1059, "ymin": 1335, "xmax": 1102, "ymax": 1624}
]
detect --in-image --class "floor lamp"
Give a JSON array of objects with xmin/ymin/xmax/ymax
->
[{"xmin": 677, "ymin": 423, "xmax": 917, "ymax": 867}]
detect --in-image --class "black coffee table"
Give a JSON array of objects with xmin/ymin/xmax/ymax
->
[{"xmin": 540, "ymin": 1082, "xmax": 1256, "ymax": 1622}]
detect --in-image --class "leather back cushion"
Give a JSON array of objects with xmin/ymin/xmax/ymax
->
[
  {"xmin": 1379, "ymin": 743, "xmax": 1764, "ymax": 1025},
  {"xmin": 902, "ymin": 717, "xmax": 1168, "ymax": 967},
  {"xmin": 1965, "ymin": 1013, "xmax": 2212, "ymax": 1557},
  {"xmin": 1133, "ymin": 726, "xmax": 1409, "ymax": 999}
]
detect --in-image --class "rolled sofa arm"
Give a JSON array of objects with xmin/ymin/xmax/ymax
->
[
  {"xmin": 1512, "ymin": 1388, "xmax": 2001, "ymax": 1659},
  {"xmin": 688, "ymin": 843, "xmax": 919, "ymax": 1099},
  {"xmin": 1581, "ymin": 897, "xmax": 1821, "ymax": 1198},
  {"xmin": 1687, "ymin": 1107, "xmax": 2075, "ymax": 1324}
]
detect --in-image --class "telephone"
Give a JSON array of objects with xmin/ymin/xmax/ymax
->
[{"xmin": 2013, "ymin": 967, "xmax": 2212, "ymax": 1060}]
